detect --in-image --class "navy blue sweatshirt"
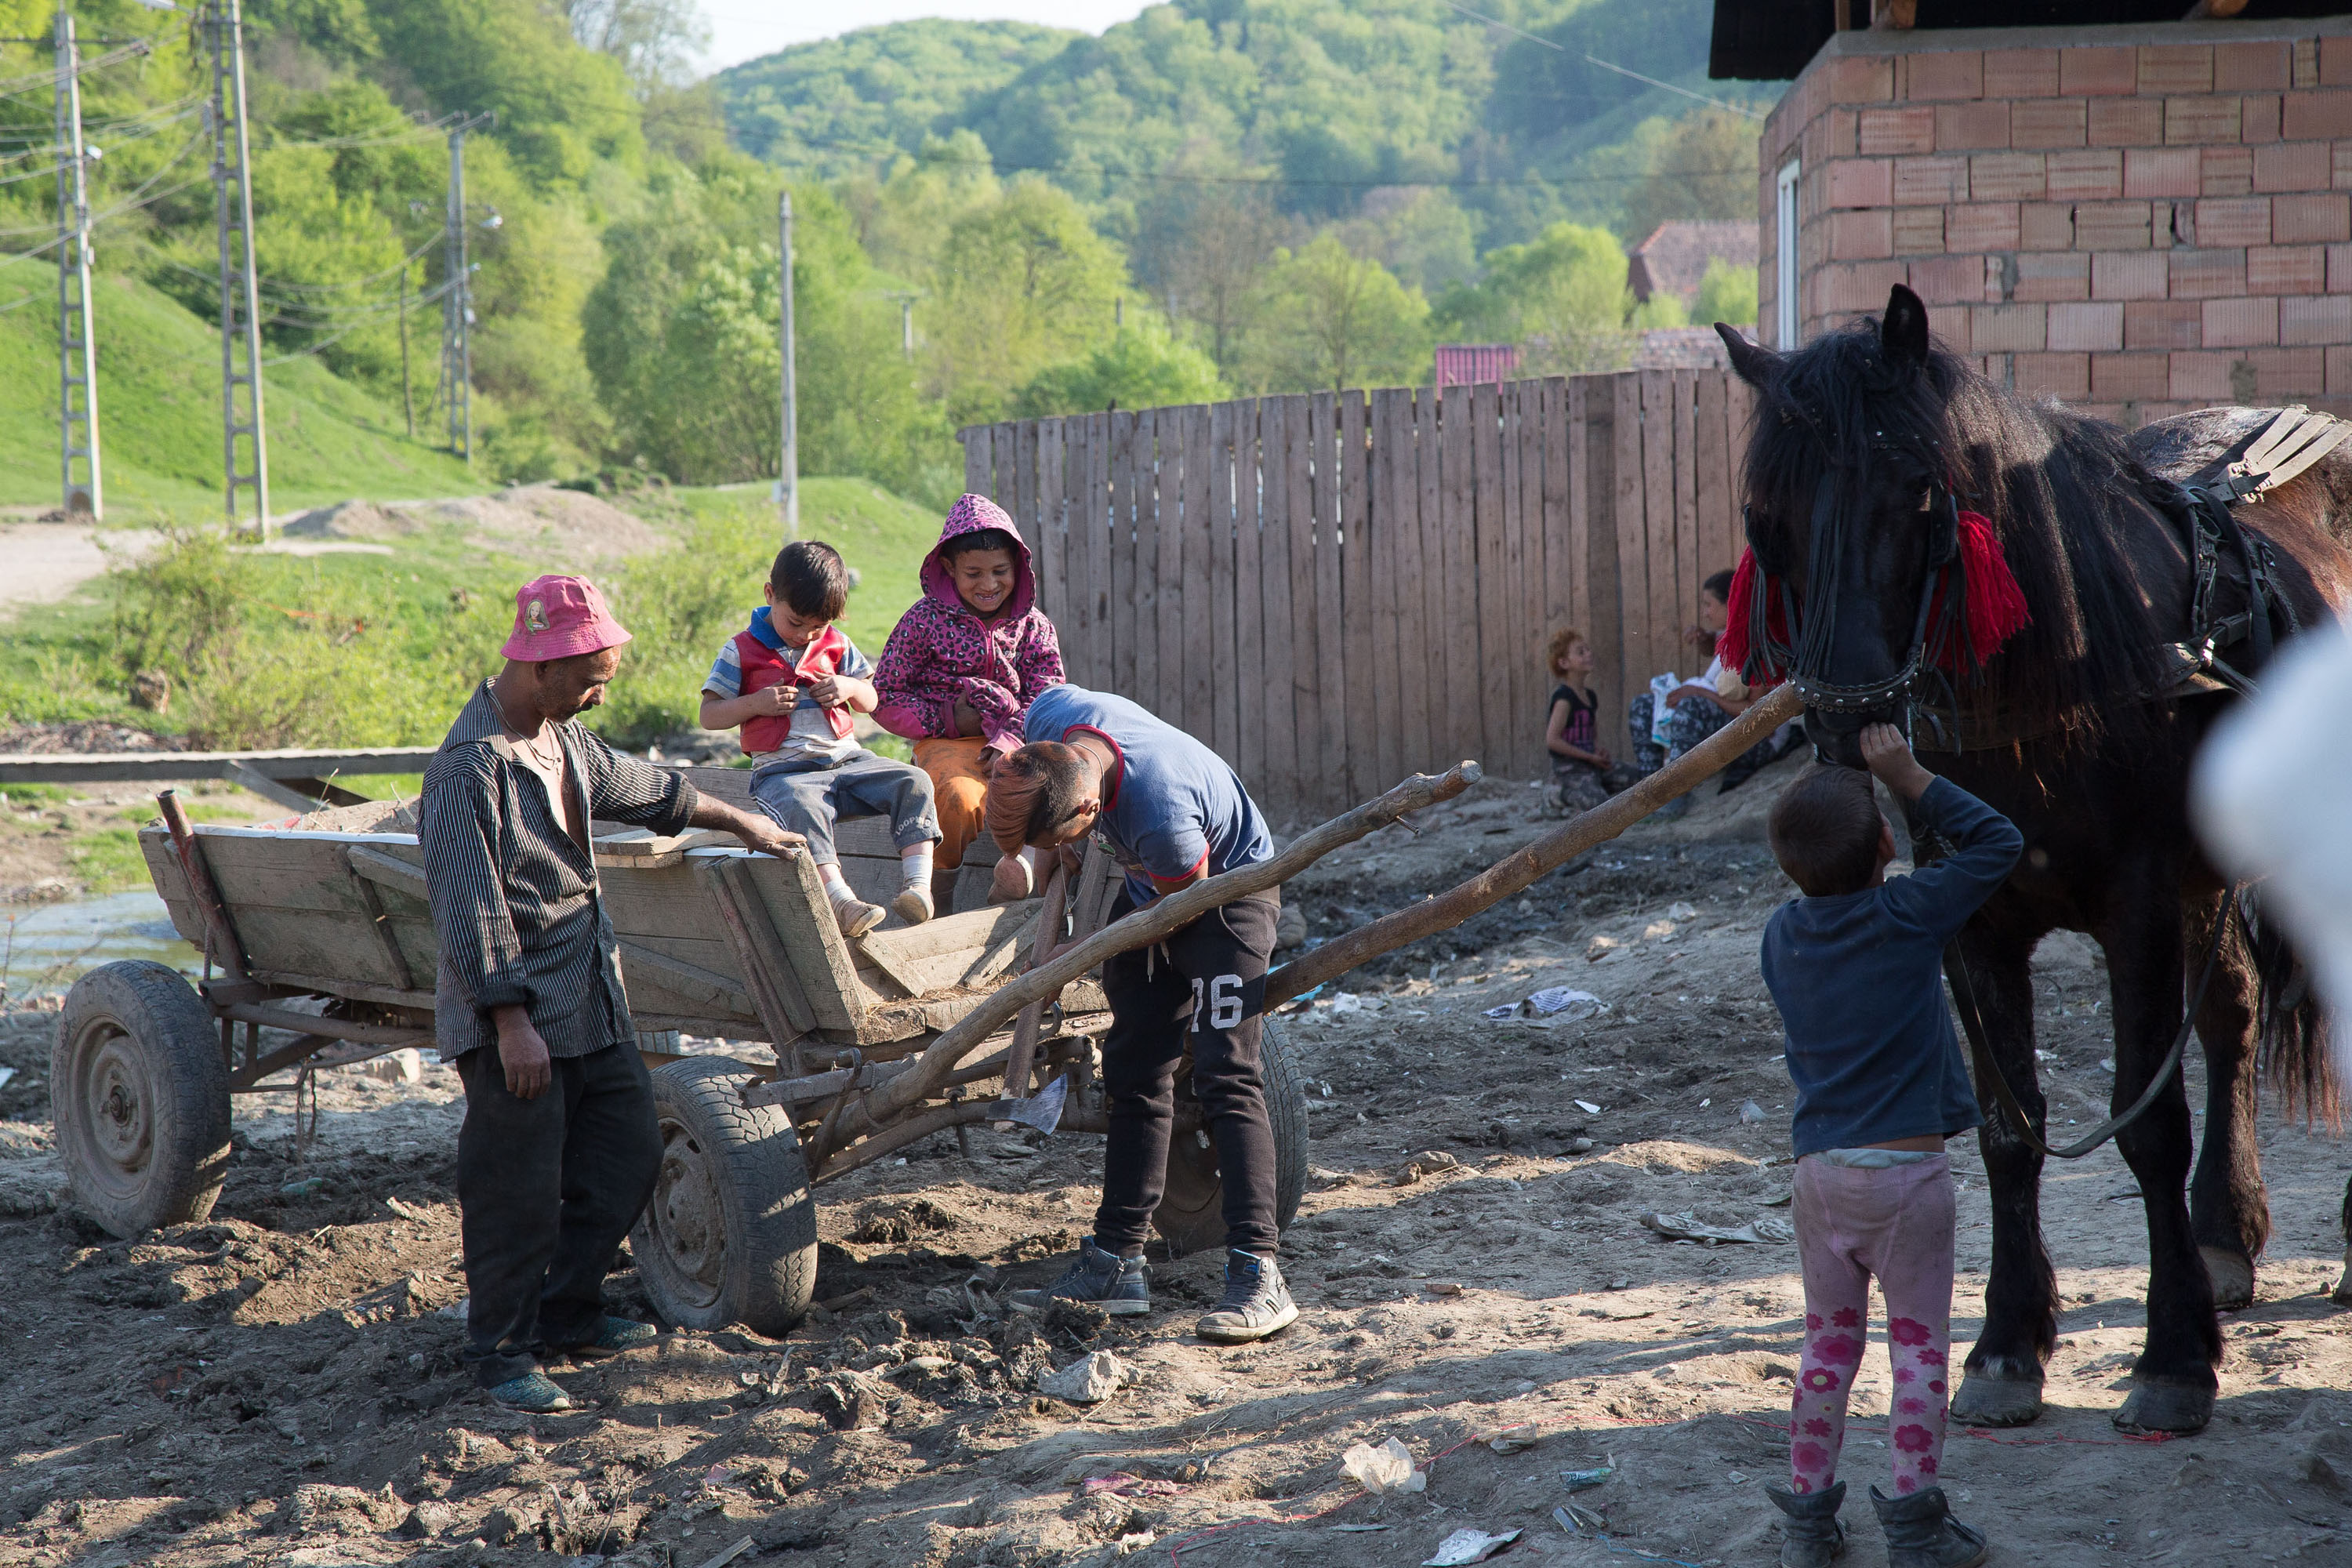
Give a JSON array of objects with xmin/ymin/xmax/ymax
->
[{"xmin": 1762, "ymin": 776, "xmax": 2022, "ymax": 1156}]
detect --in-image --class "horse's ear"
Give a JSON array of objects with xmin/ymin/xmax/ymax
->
[
  {"xmin": 1881, "ymin": 284, "xmax": 1930, "ymax": 372},
  {"xmin": 1715, "ymin": 322, "xmax": 1777, "ymax": 389}
]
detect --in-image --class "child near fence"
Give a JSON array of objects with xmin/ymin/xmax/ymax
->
[
  {"xmin": 1628, "ymin": 568, "xmax": 1799, "ymax": 814},
  {"xmin": 1756, "ymin": 725, "xmax": 2016, "ymax": 1568},
  {"xmin": 872, "ymin": 494, "xmax": 1064, "ymax": 910},
  {"xmin": 699, "ymin": 541, "xmax": 942, "ymax": 938},
  {"xmin": 1544, "ymin": 627, "xmax": 1640, "ymax": 813}
]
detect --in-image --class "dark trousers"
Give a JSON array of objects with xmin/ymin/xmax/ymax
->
[
  {"xmin": 455, "ymin": 1036, "xmax": 659, "ymax": 1386},
  {"xmin": 1094, "ymin": 890, "xmax": 1280, "ymax": 1257}
]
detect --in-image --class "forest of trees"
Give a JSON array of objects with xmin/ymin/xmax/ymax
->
[{"xmin": 0, "ymin": 0, "xmax": 1773, "ymax": 511}]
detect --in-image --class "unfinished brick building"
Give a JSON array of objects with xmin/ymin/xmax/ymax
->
[{"xmin": 1715, "ymin": 5, "xmax": 2352, "ymax": 423}]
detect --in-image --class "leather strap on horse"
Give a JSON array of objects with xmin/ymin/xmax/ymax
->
[{"xmin": 1943, "ymin": 886, "xmax": 2239, "ymax": 1161}]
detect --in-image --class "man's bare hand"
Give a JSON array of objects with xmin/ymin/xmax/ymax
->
[
  {"xmin": 493, "ymin": 1009, "xmax": 552, "ymax": 1100},
  {"xmin": 732, "ymin": 812, "xmax": 803, "ymax": 858},
  {"xmin": 1860, "ymin": 722, "xmax": 1936, "ymax": 802}
]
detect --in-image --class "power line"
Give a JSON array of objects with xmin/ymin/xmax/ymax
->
[{"xmin": 1424, "ymin": 0, "xmax": 1767, "ymax": 121}]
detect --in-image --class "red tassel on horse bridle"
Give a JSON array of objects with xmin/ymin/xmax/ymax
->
[{"xmin": 1719, "ymin": 510, "xmax": 2029, "ymax": 686}]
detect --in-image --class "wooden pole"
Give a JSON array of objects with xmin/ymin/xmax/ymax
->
[
  {"xmin": 1265, "ymin": 685, "xmax": 1802, "ymax": 1006},
  {"xmin": 158, "ymin": 788, "xmax": 250, "ymax": 983},
  {"xmin": 996, "ymin": 860, "xmax": 1069, "ymax": 1102},
  {"xmin": 825, "ymin": 760, "xmax": 1483, "ymax": 1156}
]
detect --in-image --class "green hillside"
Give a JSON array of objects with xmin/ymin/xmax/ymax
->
[{"xmin": 0, "ymin": 272, "xmax": 477, "ymax": 515}]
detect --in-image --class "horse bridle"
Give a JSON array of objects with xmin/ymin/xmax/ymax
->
[{"xmin": 1745, "ymin": 446, "xmax": 1962, "ymax": 721}]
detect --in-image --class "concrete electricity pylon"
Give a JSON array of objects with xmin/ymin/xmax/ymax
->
[
  {"xmin": 205, "ymin": 0, "xmax": 268, "ymax": 536},
  {"xmin": 54, "ymin": 3, "xmax": 100, "ymax": 518},
  {"xmin": 775, "ymin": 189, "xmax": 796, "ymax": 538},
  {"xmin": 436, "ymin": 114, "xmax": 492, "ymax": 465}
]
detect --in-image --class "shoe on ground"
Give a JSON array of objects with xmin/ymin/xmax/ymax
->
[
  {"xmin": 1766, "ymin": 1479, "xmax": 1846, "ymax": 1568},
  {"xmin": 891, "ymin": 883, "xmax": 935, "ymax": 925},
  {"xmin": 833, "ymin": 897, "xmax": 885, "ymax": 938},
  {"xmin": 1007, "ymin": 1236, "xmax": 1151, "ymax": 1317},
  {"xmin": 1195, "ymin": 1249, "xmax": 1299, "ymax": 1343},
  {"xmin": 485, "ymin": 1370, "xmax": 572, "ymax": 1412},
  {"xmin": 563, "ymin": 1316, "xmax": 659, "ymax": 1360},
  {"xmin": 989, "ymin": 852, "xmax": 1035, "ymax": 905},
  {"xmin": 1869, "ymin": 1485, "xmax": 1987, "ymax": 1568}
]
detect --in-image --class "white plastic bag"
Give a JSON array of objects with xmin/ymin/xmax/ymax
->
[
  {"xmin": 1341, "ymin": 1436, "xmax": 1425, "ymax": 1497},
  {"xmin": 1647, "ymin": 673, "xmax": 1682, "ymax": 744}
]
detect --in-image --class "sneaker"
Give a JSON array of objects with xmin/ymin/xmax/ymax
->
[
  {"xmin": 833, "ymin": 897, "xmax": 885, "ymax": 938},
  {"xmin": 561, "ymin": 1316, "xmax": 659, "ymax": 1360},
  {"xmin": 1007, "ymin": 1236, "xmax": 1151, "ymax": 1317},
  {"xmin": 989, "ymin": 852, "xmax": 1035, "ymax": 905},
  {"xmin": 1195, "ymin": 1250, "xmax": 1299, "ymax": 1343},
  {"xmin": 485, "ymin": 1370, "xmax": 572, "ymax": 1412},
  {"xmin": 891, "ymin": 883, "xmax": 934, "ymax": 926}
]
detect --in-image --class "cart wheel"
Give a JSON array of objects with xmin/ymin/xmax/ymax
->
[
  {"xmin": 1152, "ymin": 1017, "xmax": 1308, "ymax": 1257},
  {"xmin": 53, "ymin": 960, "xmax": 231, "ymax": 1239},
  {"xmin": 630, "ymin": 1057, "xmax": 817, "ymax": 1335}
]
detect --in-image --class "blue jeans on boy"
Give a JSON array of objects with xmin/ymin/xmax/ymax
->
[{"xmin": 749, "ymin": 748, "xmax": 941, "ymax": 865}]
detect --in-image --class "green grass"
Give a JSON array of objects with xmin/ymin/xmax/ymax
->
[
  {"xmin": 61, "ymin": 798, "xmax": 254, "ymax": 893},
  {"xmin": 0, "ymin": 271, "xmax": 482, "ymax": 516},
  {"xmin": 0, "ymin": 473, "xmax": 948, "ymax": 756}
]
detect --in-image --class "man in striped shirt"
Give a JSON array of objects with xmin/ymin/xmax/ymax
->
[{"xmin": 423, "ymin": 575, "xmax": 797, "ymax": 1412}]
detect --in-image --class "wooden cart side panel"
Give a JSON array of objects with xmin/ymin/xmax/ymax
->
[
  {"xmin": 159, "ymin": 829, "xmax": 408, "ymax": 989},
  {"xmin": 724, "ymin": 849, "xmax": 875, "ymax": 1031}
]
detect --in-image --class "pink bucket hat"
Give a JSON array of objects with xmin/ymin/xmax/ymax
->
[{"xmin": 500, "ymin": 574, "xmax": 632, "ymax": 662}]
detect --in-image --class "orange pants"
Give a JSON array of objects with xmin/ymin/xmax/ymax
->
[{"xmin": 914, "ymin": 735, "xmax": 992, "ymax": 869}]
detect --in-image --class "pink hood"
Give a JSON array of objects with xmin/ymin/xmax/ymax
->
[{"xmin": 920, "ymin": 492, "xmax": 1036, "ymax": 620}]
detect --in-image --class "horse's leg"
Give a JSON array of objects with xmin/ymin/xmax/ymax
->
[
  {"xmin": 2104, "ymin": 884, "xmax": 2223, "ymax": 1436},
  {"xmin": 2336, "ymin": 1178, "xmax": 2352, "ymax": 1306},
  {"xmin": 2186, "ymin": 892, "xmax": 2270, "ymax": 1312},
  {"xmin": 1950, "ymin": 923, "xmax": 2057, "ymax": 1428}
]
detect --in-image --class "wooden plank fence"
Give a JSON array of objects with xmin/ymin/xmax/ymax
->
[{"xmin": 958, "ymin": 370, "xmax": 1754, "ymax": 824}]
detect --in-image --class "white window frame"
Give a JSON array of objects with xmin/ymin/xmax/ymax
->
[{"xmin": 1775, "ymin": 158, "xmax": 1802, "ymax": 350}]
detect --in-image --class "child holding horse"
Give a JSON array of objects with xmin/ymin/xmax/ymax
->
[{"xmin": 1759, "ymin": 724, "xmax": 2020, "ymax": 1568}]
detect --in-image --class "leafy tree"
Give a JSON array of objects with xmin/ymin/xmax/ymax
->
[
  {"xmin": 1129, "ymin": 147, "xmax": 1288, "ymax": 378},
  {"xmin": 921, "ymin": 179, "xmax": 1130, "ymax": 426},
  {"xmin": 1617, "ymin": 109, "xmax": 1761, "ymax": 243},
  {"xmin": 1243, "ymin": 234, "xmax": 1429, "ymax": 393},
  {"xmin": 564, "ymin": 0, "xmax": 710, "ymax": 96},
  {"xmin": 1434, "ymin": 220, "xmax": 1643, "ymax": 374},
  {"xmin": 1696, "ymin": 257, "xmax": 1759, "ymax": 327},
  {"xmin": 1014, "ymin": 321, "xmax": 1225, "ymax": 416},
  {"xmin": 838, "ymin": 132, "xmax": 1004, "ymax": 285}
]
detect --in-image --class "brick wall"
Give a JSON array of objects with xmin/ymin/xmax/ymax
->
[{"xmin": 1759, "ymin": 20, "xmax": 2352, "ymax": 424}]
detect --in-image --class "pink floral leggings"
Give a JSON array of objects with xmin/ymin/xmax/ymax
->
[{"xmin": 1788, "ymin": 1153, "xmax": 1956, "ymax": 1498}]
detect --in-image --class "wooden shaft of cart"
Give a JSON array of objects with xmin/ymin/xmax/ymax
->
[
  {"xmin": 815, "ymin": 686, "xmax": 1800, "ymax": 1166},
  {"xmin": 1268, "ymin": 685, "xmax": 1802, "ymax": 1006}
]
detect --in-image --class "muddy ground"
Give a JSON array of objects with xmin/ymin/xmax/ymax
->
[{"xmin": 3, "ymin": 757, "xmax": 2350, "ymax": 1568}]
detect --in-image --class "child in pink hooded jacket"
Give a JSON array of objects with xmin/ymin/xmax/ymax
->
[{"xmin": 873, "ymin": 494, "xmax": 1064, "ymax": 906}]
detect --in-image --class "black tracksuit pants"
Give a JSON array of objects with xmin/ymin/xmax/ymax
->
[
  {"xmin": 454, "ymin": 1036, "xmax": 659, "ymax": 1386},
  {"xmin": 1094, "ymin": 889, "xmax": 1280, "ymax": 1258}
]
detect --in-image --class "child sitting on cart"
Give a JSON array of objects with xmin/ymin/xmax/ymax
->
[
  {"xmin": 700, "ymin": 540, "xmax": 943, "ymax": 937},
  {"xmin": 1757, "ymin": 724, "xmax": 2016, "ymax": 1568},
  {"xmin": 872, "ymin": 493, "xmax": 1064, "ymax": 912}
]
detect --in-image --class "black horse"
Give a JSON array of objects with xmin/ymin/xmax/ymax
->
[{"xmin": 1717, "ymin": 284, "xmax": 2352, "ymax": 1436}]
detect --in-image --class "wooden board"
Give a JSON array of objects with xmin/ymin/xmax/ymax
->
[
  {"xmin": 1155, "ymin": 408, "xmax": 1187, "ymax": 720},
  {"xmin": 1543, "ymin": 379, "xmax": 1577, "ymax": 739},
  {"xmin": 725, "ymin": 848, "xmax": 873, "ymax": 1034},
  {"xmin": 1112, "ymin": 409, "xmax": 1140, "ymax": 699},
  {"xmin": 1232, "ymin": 399, "xmax": 1265, "ymax": 799},
  {"xmin": 1694, "ymin": 370, "xmax": 1734, "ymax": 593},
  {"xmin": 1609, "ymin": 374, "xmax": 1646, "ymax": 725},
  {"xmin": 1281, "ymin": 395, "xmax": 1321, "ymax": 813},
  {"xmin": 1639, "ymin": 371, "xmax": 1679, "ymax": 688},
  {"xmin": 1368, "ymin": 388, "xmax": 1408, "ymax": 792},
  {"xmin": 1338, "ymin": 390, "xmax": 1376, "ymax": 804},
  {"xmin": 1183, "ymin": 404, "xmax": 1217, "ymax": 745},
  {"xmin": 1413, "ymin": 387, "xmax": 1445, "ymax": 776},
  {"xmin": 1033, "ymin": 419, "xmax": 1064, "ymax": 629},
  {"xmin": 963, "ymin": 426, "xmax": 988, "ymax": 495},
  {"xmin": 1673, "ymin": 372, "xmax": 1702, "ymax": 676},
  {"xmin": 1255, "ymin": 397, "xmax": 1298, "ymax": 822},
  {"xmin": 1308, "ymin": 393, "xmax": 1348, "ymax": 817},
  {"xmin": 1585, "ymin": 376, "xmax": 1627, "ymax": 724},
  {"xmin": 1208, "ymin": 397, "xmax": 1240, "ymax": 766},
  {"xmin": 1131, "ymin": 409, "xmax": 1161, "ymax": 716},
  {"xmin": 1089, "ymin": 410, "xmax": 1115, "ymax": 692},
  {"xmin": 1440, "ymin": 382, "xmax": 1479, "ymax": 779}
]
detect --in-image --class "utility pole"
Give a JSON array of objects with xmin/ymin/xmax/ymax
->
[
  {"xmin": 775, "ymin": 189, "xmax": 797, "ymax": 539},
  {"xmin": 440, "ymin": 123, "xmax": 473, "ymax": 464},
  {"xmin": 397, "ymin": 267, "xmax": 412, "ymax": 438},
  {"xmin": 207, "ymin": 0, "xmax": 268, "ymax": 536},
  {"xmin": 54, "ymin": 2, "xmax": 100, "ymax": 519}
]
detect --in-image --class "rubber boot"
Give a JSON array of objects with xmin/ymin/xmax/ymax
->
[
  {"xmin": 1869, "ymin": 1485, "xmax": 1988, "ymax": 1568},
  {"xmin": 1764, "ymin": 1480, "xmax": 1846, "ymax": 1568}
]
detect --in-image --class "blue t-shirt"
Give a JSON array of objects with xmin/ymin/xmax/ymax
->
[
  {"xmin": 1022, "ymin": 684, "xmax": 1274, "ymax": 905},
  {"xmin": 1761, "ymin": 776, "xmax": 2021, "ymax": 1156}
]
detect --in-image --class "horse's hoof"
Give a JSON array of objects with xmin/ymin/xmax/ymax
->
[
  {"xmin": 1951, "ymin": 1371, "xmax": 2044, "ymax": 1428},
  {"xmin": 2114, "ymin": 1378, "xmax": 2215, "ymax": 1436},
  {"xmin": 2331, "ymin": 1254, "xmax": 2352, "ymax": 1308},
  {"xmin": 2201, "ymin": 1245, "xmax": 2256, "ymax": 1311}
]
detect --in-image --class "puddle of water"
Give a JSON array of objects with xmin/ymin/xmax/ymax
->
[{"xmin": 1, "ymin": 891, "xmax": 198, "ymax": 1004}]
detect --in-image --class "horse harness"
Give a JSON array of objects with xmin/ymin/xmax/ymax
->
[{"xmin": 1936, "ymin": 405, "xmax": 2346, "ymax": 1160}]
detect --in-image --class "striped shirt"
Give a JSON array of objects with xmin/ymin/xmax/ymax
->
[{"xmin": 421, "ymin": 681, "xmax": 700, "ymax": 1061}]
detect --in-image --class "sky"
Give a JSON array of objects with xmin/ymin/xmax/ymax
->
[{"xmin": 696, "ymin": 2, "xmax": 1156, "ymax": 72}]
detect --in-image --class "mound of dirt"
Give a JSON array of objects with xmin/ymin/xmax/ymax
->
[
  {"xmin": 0, "ymin": 720, "xmax": 181, "ymax": 754},
  {"xmin": 284, "ymin": 486, "xmax": 662, "ymax": 564}
]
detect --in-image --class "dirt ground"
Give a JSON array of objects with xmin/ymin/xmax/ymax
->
[{"xmin": 3, "ymin": 755, "xmax": 2350, "ymax": 1568}]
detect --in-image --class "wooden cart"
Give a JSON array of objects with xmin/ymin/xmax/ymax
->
[{"xmin": 54, "ymin": 768, "xmax": 1342, "ymax": 1334}]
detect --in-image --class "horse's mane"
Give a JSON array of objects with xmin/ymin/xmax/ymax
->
[{"xmin": 1740, "ymin": 318, "xmax": 2181, "ymax": 739}]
